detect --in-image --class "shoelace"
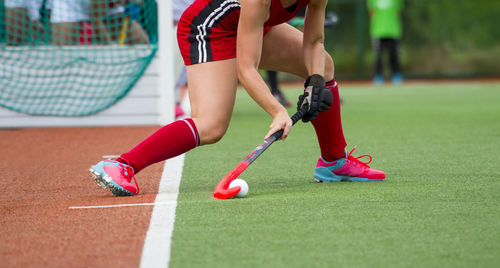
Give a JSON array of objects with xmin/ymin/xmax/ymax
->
[
  {"xmin": 118, "ymin": 158, "xmax": 140, "ymax": 193},
  {"xmin": 346, "ymin": 146, "xmax": 372, "ymax": 168}
]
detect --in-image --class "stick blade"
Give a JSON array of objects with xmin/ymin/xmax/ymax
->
[
  {"xmin": 213, "ymin": 162, "xmax": 248, "ymax": 199},
  {"xmin": 213, "ymin": 185, "xmax": 241, "ymax": 199}
]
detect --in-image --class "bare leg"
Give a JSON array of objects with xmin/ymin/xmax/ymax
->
[
  {"xmin": 186, "ymin": 59, "xmax": 239, "ymax": 145},
  {"xmin": 260, "ymin": 23, "xmax": 334, "ymax": 81},
  {"xmin": 5, "ymin": 8, "xmax": 31, "ymax": 45},
  {"xmin": 260, "ymin": 23, "xmax": 346, "ymax": 161},
  {"xmin": 128, "ymin": 20, "xmax": 149, "ymax": 44},
  {"xmin": 52, "ymin": 22, "xmax": 79, "ymax": 45},
  {"xmin": 89, "ymin": 0, "xmax": 111, "ymax": 44},
  {"xmin": 117, "ymin": 59, "xmax": 238, "ymax": 173}
]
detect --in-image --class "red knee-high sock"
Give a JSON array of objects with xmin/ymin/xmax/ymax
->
[
  {"xmin": 311, "ymin": 80, "xmax": 347, "ymax": 161},
  {"xmin": 118, "ymin": 118, "xmax": 199, "ymax": 173}
]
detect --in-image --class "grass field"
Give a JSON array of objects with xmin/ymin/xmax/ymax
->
[{"xmin": 170, "ymin": 82, "xmax": 500, "ymax": 268}]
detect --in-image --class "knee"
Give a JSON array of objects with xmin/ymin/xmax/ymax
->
[
  {"xmin": 201, "ymin": 127, "xmax": 226, "ymax": 145},
  {"xmin": 324, "ymin": 52, "xmax": 335, "ymax": 81},
  {"xmin": 196, "ymin": 122, "xmax": 228, "ymax": 145}
]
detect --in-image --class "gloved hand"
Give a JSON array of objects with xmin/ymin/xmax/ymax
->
[{"xmin": 297, "ymin": 74, "xmax": 333, "ymax": 122}]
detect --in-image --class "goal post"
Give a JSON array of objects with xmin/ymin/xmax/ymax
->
[{"xmin": 157, "ymin": 0, "xmax": 175, "ymax": 125}]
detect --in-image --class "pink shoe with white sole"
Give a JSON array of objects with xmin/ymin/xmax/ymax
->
[
  {"xmin": 89, "ymin": 159, "xmax": 139, "ymax": 196},
  {"xmin": 314, "ymin": 147, "xmax": 385, "ymax": 182}
]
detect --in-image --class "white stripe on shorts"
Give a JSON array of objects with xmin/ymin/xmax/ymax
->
[{"xmin": 195, "ymin": 0, "xmax": 240, "ymax": 63}]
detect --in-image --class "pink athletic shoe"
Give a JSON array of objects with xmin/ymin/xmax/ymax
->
[
  {"xmin": 89, "ymin": 159, "xmax": 139, "ymax": 196},
  {"xmin": 314, "ymin": 147, "xmax": 385, "ymax": 182}
]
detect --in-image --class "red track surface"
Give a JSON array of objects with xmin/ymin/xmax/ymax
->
[{"xmin": 0, "ymin": 126, "xmax": 165, "ymax": 267}]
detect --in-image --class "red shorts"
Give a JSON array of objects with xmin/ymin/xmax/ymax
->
[{"xmin": 177, "ymin": 0, "xmax": 272, "ymax": 66}]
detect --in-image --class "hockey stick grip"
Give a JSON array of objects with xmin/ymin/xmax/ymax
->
[{"xmin": 291, "ymin": 106, "xmax": 308, "ymax": 124}]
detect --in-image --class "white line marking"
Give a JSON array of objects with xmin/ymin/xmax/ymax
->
[
  {"xmin": 68, "ymin": 202, "xmax": 176, "ymax": 209},
  {"xmin": 140, "ymin": 154, "xmax": 185, "ymax": 268},
  {"xmin": 101, "ymin": 155, "xmax": 120, "ymax": 159}
]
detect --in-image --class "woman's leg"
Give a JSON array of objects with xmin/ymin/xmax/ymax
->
[
  {"xmin": 128, "ymin": 20, "xmax": 149, "ymax": 45},
  {"xmin": 51, "ymin": 22, "xmax": 80, "ymax": 45},
  {"xmin": 5, "ymin": 8, "xmax": 31, "ymax": 45},
  {"xmin": 388, "ymin": 38, "xmax": 403, "ymax": 84},
  {"xmin": 372, "ymin": 38, "xmax": 384, "ymax": 82},
  {"xmin": 260, "ymin": 24, "xmax": 346, "ymax": 161},
  {"xmin": 259, "ymin": 24, "xmax": 385, "ymax": 182},
  {"xmin": 118, "ymin": 59, "xmax": 238, "ymax": 173},
  {"xmin": 260, "ymin": 24, "xmax": 334, "ymax": 80},
  {"xmin": 187, "ymin": 59, "xmax": 239, "ymax": 145}
]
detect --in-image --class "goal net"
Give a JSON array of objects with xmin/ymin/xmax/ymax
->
[{"xmin": 0, "ymin": 0, "xmax": 158, "ymax": 116}]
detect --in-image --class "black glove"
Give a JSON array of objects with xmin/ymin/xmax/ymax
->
[{"xmin": 297, "ymin": 74, "xmax": 333, "ymax": 122}]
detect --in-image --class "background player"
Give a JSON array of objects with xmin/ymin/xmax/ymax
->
[{"xmin": 367, "ymin": 0, "xmax": 404, "ymax": 85}]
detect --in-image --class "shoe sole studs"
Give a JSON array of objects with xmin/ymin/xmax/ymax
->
[
  {"xmin": 89, "ymin": 168, "xmax": 108, "ymax": 188},
  {"xmin": 88, "ymin": 168, "xmax": 134, "ymax": 196}
]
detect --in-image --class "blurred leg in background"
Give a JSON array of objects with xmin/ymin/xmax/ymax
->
[
  {"xmin": 388, "ymin": 38, "xmax": 402, "ymax": 84},
  {"xmin": 4, "ymin": 0, "xmax": 45, "ymax": 45},
  {"xmin": 174, "ymin": 67, "xmax": 188, "ymax": 118},
  {"xmin": 173, "ymin": 0, "xmax": 195, "ymax": 118},
  {"xmin": 267, "ymin": 70, "xmax": 291, "ymax": 107},
  {"xmin": 372, "ymin": 38, "xmax": 384, "ymax": 85},
  {"xmin": 51, "ymin": 0, "xmax": 111, "ymax": 45}
]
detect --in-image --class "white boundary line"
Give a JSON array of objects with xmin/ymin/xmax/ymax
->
[
  {"xmin": 70, "ymin": 155, "xmax": 184, "ymax": 267},
  {"xmin": 68, "ymin": 202, "xmax": 175, "ymax": 209},
  {"xmin": 140, "ymin": 154, "xmax": 185, "ymax": 268}
]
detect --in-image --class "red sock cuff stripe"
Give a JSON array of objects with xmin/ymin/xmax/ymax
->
[
  {"xmin": 182, "ymin": 118, "xmax": 200, "ymax": 147},
  {"xmin": 326, "ymin": 79, "xmax": 337, "ymax": 89}
]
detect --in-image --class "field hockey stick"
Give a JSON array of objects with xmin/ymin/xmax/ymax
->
[
  {"xmin": 213, "ymin": 107, "xmax": 308, "ymax": 199},
  {"xmin": 118, "ymin": 15, "xmax": 130, "ymax": 45}
]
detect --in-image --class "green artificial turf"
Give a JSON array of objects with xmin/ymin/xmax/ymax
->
[{"xmin": 170, "ymin": 82, "xmax": 500, "ymax": 268}]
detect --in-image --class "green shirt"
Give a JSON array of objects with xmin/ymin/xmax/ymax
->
[{"xmin": 367, "ymin": 0, "xmax": 403, "ymax": 38}]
